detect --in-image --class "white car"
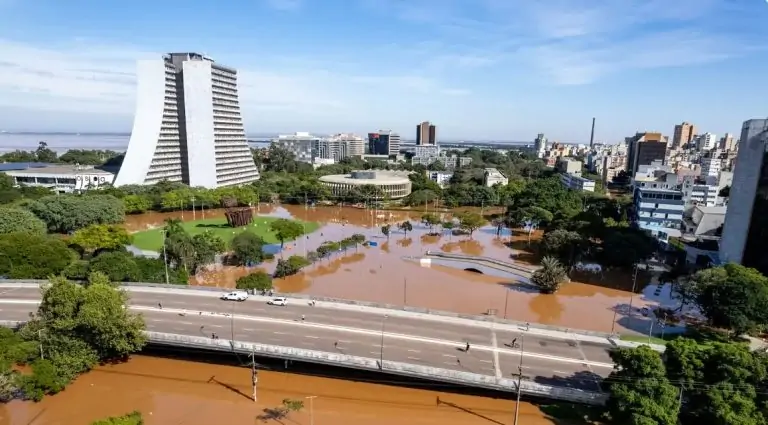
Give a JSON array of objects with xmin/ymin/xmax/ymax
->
[
  {"xmin": 267, "ymin": 297, "xmax": 287, "ymax": 306},
  {"xmin": 221, "ymin": 291, "xmax": 249, "ymax": 302}
]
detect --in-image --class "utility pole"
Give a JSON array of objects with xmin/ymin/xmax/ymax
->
[
  {"xmin": 38, "ymin": 329, "xmax": 44, "ymax": 359},
  {"xmin": 627, "ymin": 263, "xmax": 640, "ymax": 327},
  {"xmin": 251, "ymin": 346, "xmax": 258, "ymax": 403},
  {"xmin": 306, "ymin": 395, "xmax": 317, "ymax": 425},
  {"xmin": 161, "ymin": 230, "xmax": 170, "ymax": 285},
  {"xmin": 379, "ymin": 315, "xmax": 388, "ymax": 369},
  {"xmin": 513, "ymin": 334, "xmax": 525, "ymax": 425},
  {"xmin": 403, "ymin": 277, "xmax": 407, "ymax": 306}
]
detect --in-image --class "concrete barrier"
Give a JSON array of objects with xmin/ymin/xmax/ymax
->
[{"xmin": 0, "ymin": 280, "xmax": 613, "ymax": 340}]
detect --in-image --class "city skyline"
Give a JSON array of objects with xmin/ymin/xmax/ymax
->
[{"xmin": 0, "ymin": 0, "xmax": 767, "ymax": 141}]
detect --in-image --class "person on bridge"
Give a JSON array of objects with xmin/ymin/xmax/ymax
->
[
  {"xmin": 465, "ymin": 342, "xmax": 470, "ymax": 352},
  {"xmin": 158, "ymin": 302, "xmax": 162, "ymax": 309},
  {"xmin": 511, "ymin": 338, "xmax": 517, "ymax": 347},
  {"xmin": 301, "ymin": 314, "xmax": 305, "ymax": 321}
]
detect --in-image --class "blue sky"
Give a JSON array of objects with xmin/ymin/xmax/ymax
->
[{"xmin": 0, "ymin": 0, "xmax": 766, "ymax": 142}]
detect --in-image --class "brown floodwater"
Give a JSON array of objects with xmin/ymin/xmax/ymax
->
[
  {"xmin": 0, "ymin": 356, "xmax": 570, "ymax": 425},
  {"xmin": 124, "ymin": 205, "xmax": 656, "ymax": 334}
]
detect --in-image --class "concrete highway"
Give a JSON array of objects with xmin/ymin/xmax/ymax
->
[{"xmin": 0, "ymin": 286, "xmax": 613, "ymax": 391}]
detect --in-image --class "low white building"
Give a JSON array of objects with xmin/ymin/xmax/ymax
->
[
  {"xmin": 560, "ymin": 173, "xmax": 596, "ymax": 192},
  {"xmin": 426, "ymin": 170, "xmax": 453, "ymax": 188},
  {"xmin": 5, "ymin": 164, "xmax": 116, "ymax": 193},
  {"xmin": 483, "ymin": 168, "xmax": 508, "ymax": 187}
]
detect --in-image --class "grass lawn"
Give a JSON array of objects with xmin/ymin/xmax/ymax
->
[
  {"xmin": 130, "ymin": 216, "xmax": 320, "ymax": 251},
  {"xmin": 620, "ymin": 333, "xmax": 682, "ymax": 346}
]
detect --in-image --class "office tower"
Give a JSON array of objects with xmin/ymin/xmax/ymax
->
[
  {"xmin": 316, "ymin": 134, "xmax": 366, "ymax": 161},
  {"xmin": 719, "ymin": 119, "xmax": 768, "ymax": 273},
  {"xmin": 626, "ymin": 132, "xmax": 666, "ymax": 175},
  {"xmin": 272, "ymin": 132, "xmax": 320, "ymax": 163},
  {"xmin": 700, "ymin": 156, "xmax": 722, "ymax": 179},
  {"xmin": 416, "ymin": 121, "xmax": 436, "ymax": 145},
  {"xmin": 115, "ymin": 53, "xmax": 259, "ymax": 188},
  {"xmin": 367, "ymin": 131, "xmax": 401, "ymax": 155},
  {"xmin": 589, "ymin": 118, "xmax": 596, "ymax": 147},
  {"xmin": 695, "ymin": 132, "xmax": 717, "ymax": 152},
  {"xmin": 672, "ymin": 122, "xmax": 696, "ymax": 149}
]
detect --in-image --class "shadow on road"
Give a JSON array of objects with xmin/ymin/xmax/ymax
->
[
  {"xmin": 533, "ymin": 370, "xmax": 603, "ymax": 392},
  {"xmin": 437, "ymin": 396, "xmax": 505, "ymax": 425}
]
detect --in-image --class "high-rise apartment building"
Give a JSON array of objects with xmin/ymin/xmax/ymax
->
[
  {"xmin": 672, "ymin": 122, "xmax": 696, "ymax": 149},
  {"xmin": 695, "ymin": 132, "xmax": 717, "ymax": 152},
  {"xmin": 368, "ymin": 131, "xmax": 401, "ymax": 156},
  {"xmin": 626, "ymin": 132, "xmax": 667, "ymax": 175},
  {"xmin": 115, "ymin": 53, "xmax": 259, "ymax": 188},
  {"xmin": 719, "ymin": 119, "xmax": 768, "ymax": 274},
  {"xmin": 316, "ymin": 134, "xmax": 366, "ymax": 161},
  {"xmin": 719, "ymin": 133, "xmax": 737, "ymax": 151},
  {"xmin": 534, "ymin": 133, "xmax": 547, "ymax": 159},
  {"xmin": 416, "ymin": 121, "xmax": 436, "ymax": 145},
  {"xmin": 272, "ymin": 132, "xmax": 320, "ymax": 163}
]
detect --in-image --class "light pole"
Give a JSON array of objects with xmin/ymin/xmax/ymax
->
[
  {"xmin": 305, "ymin": 395, "xmax": 317, "ymax": 425},
  {"xmin": 403, "ymin": 278, "xmax": 407, "ymax": 306},
  {"xmin": 379, "ymin": 315, "xmax": 388, "ymax": 369},
  {"xmin": 513, "ymin": 334, "xmax": 525, "ymax": 425},
  {"xmin": 191, "ymin": 197, "xmax": 196, "ymax": 221},
  {"xmin": 627, "ymin": 263, "xmax": 640, "ymax": 328},
  {"xmin": 503, "ymin": 289, "xmax": 509, "ymax": 319},
  {"xmin": 161, "ymin": 230, "xmax": 170, "ymax": 285}
]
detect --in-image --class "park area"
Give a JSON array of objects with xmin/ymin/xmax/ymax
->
[{"xmin": 129, "ymin": 216, "xmax": 319, "ymax": 251}]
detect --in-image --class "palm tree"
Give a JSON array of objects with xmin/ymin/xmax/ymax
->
[
  {"xmin": 398, "ymin": 221, "xmax": 413, "ymax": 238},
  {"xmin": 531, "ymin": 256, "xmax": 568, "ymax": 294}
]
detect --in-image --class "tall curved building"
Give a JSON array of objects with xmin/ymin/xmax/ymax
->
[{"xmin": 114, "ymin": 52, "xmax": 260, "ymax": 188}]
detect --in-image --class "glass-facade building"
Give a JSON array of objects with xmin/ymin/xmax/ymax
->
[
  {"xmin": 720, "ymin": 119, "xmax": 768, "ymax": 274},
  {"xmin": 633, "ymin": 187, "xmax": 684, "ymax": 242}
]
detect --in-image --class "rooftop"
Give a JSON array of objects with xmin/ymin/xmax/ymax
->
[
  {"xmin": 4, "ymin": 164, "xmax": 115, "ymax": 177},
  {"xmin": 319, "ymin": 170, "xmax": 411, "ymax": 185},
  {"xmin": 696, "ymin": 206, "xmax": 727, "ymax": 215}
]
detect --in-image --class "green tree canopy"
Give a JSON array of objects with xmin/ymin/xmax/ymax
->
[
  {"xmin": 236, "ymin": 271, "xmax": 273, "ymax": 291},
  {"xmin": 91, "ymin": 411, "xmax": 143, "ymax": 425},
  {"xmin": 70, "ymin": 224, "xmax": 132, "ymax": 253},
  {"xmin": 0, "ymin": 232, "xmax": 75, "ymax": 278},
  {"xmin": 230, "ymin": 232, "xmax": 267, "ymax": 266},
  {"xmin": 605, "ymin": 346, "xmax": 680, "ymax": 425},
  {"xmin": 0, "ymin": 206, "xmax": 47, "ymax": 235},
  {"xmin": 269, "ymin": 218, "xmax": 306, "ymax": 248},
  {"xmin": 457, "ymin": 212, "xmax": 485, "ymax": 237},
  {"xmin": 692, "ymin": 263, "xmax": 768, "ymax": 334},
  {"xmin": 530, "ymin": 256, "xmax": 568, "ymax": 294},
  {"xmin": 26, "ymin": 194, "xmax": 125, "ymax": 233}
]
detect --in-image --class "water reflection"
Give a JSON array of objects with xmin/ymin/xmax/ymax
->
[
  {"xmin": 123, "ymin": 205, "xmax": 658, "ymax": 334},
  {"xmin": 0, "ymin": 356, "xmax": 561, "ymax": 425}
]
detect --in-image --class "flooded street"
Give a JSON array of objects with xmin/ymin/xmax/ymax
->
[
  {"xmin": 0, "ymin": 356, "xmax": 568, "ymax": 425},
  {"xmin": 124, "ymin": 205, "xmax": 661, "ymax": 334}
]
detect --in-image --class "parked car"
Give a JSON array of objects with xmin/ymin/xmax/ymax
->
[
  {"xmin": 220, "ymin": 291, "xmax": 249, "ymax": 301},
  {"xmin": 267, "ymin": 297, "xmax": 287, "ymax": 306}
]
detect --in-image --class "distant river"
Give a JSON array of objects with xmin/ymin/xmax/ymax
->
[{"xmin": 0, "ymin": 133, "xmax": 270, "ymax": 154}]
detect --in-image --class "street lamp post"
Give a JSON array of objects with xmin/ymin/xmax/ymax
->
[
  {"xmin": 513, "ymin": 334, "xmax": 525, "ymax": 425},
  {"xmin": 627, "ymin": 263, "xmax": 641, "ymax": 328},
  {"xmin": 161, "ymin": 230, "xmax": 170, "ymax": 285},
  {"xmin": 379, "ymin": 315, "xmax": 388, "ymax": 369},
  {"xmin": 403, "ymin": 278, "xmax": 407, "ymax": 306},
  {"xmin": 503, "ymin": 290, "xmax": 510, "ymax": 319}
]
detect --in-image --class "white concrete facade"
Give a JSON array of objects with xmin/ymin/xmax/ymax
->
[
  {"xmin": 115, "ymin": 53, "xmax": 259, "ymax": 189},
  {"xmin": 719, "ymin": 119, "xmax": 768, "ymax": 264}
]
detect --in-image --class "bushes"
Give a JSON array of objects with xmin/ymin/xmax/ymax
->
[
  {"xmin": 236, "ymin": 271, "xmax": 273, "ymax": 291},
  {"xmin": 0, "ymin": 206, "xmax": 46, "ymax": 235},
  {"xmin": 274, "ymin": 255, "xmax": 311, "ymax": 278},
  {"xmin": 0, "ymin": 232, "xmax": 76, "ymax": 278},
  {"xmin": 26, "ymin": 194, "xmax": 124, "ymax": 233}
]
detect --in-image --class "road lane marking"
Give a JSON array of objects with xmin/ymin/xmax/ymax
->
[
  {"xmin": 242, "ymin": 328, "xmax": 255, "ymax": 331},
  {"xmin": 338, "ymin": 340, "xmax": 351, "ymax": 343},
  {"xmin": 479, "ymin": 360, "xmax": 493, "ymax": 363},
  {"xmin": 129, "ymin": 305, "xmax": 615, "ymax": 368},
  {"xmin": 442, "ymin": 354, "xmax": 457, "ymax": 358},
  {"xmin": 369, "ymin": 351, "xmax": 379, "ymax": 355},
  {"xmin": 407, "ymin": 349, "xmax": 420, "ymax": 353},
  {"xmin": 407, "ymin": 356, "xmax": 421, "ymax": 361},
  {"xmin": 490, "ymin": 324, "xmax": 502, "ymax": 379},
  {"xmin": 273, "ymin": 331, "xmax": 287, "ymax": 335},
  {"xmin": 305, "ymin": 336, "xmax": 319, "ymax": 339}
]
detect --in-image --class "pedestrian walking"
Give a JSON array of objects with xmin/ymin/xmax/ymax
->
[
  {"xmin": 525, "ymin": 322, "xmax": 530, "ymax": 331},
  {"xmin": 301, "ymin": 314, "xmax": 305, "ymax": 321},
  {"xmin": 158, "ymin": 302, "xmax": 162, "ymax": 309},
  {"xmin": 334, "ymin": 341, "xmax": 338, "ymax": 348},
  {"xmin": 465, "ymin": 342, "xmax": 470, "ymax": 352}
]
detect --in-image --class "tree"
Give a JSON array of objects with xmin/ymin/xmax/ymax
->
[
  {"xmin": 530, "ymin": 256, "xmax": 568, "ymax": 294},
  {"xmin": 26, "ymin": 194, "xmax": 125, "ymax": 233},
  {"xmin": 691, "ymin": 263, "xmax": 768, "ymax": 334},
  {"xmin": 230, "ymin": 232, "xmax": 267, "ymax": 266},
  {"xmin": 457, "ymin": 212, "xmax": 485, "ymax": 238},
  {"xmin": 274, "ymin": 255, "xmax": 310, "ymax": 278},
  {"xmin": 259, "ymin": 398, "xmax": 305, "ymax": 421},
  {"xmin": 381, "ymin": 224, "xmax": 391, "ymax": 240},
  {"xmin": 599, "ymin": 229, "xmax": 656, "ymax": 270},
  {"xmin": 398, "ymin": 221, "xmax": 413, "ymax": 238},
  {"xmin": 540, "ymin": 229, "xmax": 586, "ymax": 269},
  {"xmin": 91, "ymin": 411, "xmax": 143, "ymax": 425},
  {"xmin": 0, "ymin": 232, "xmax": 75, "ymax": 279},
  {"xmin": 442, "ymin": 221, "xmax": 455, "ymax": 238},
  {"xmin": 421, "ymin": 213, "xmax": 441, "ymax": 234},
  {"xmin": 70, "ymin": 224, "xmax": 132, "ymax": 253},
  {"xmin": 89, "ymin": 251, "xmax": 142, "ymax": 282},
  {"xmin": 605, "ymin": 346, "xmax": 679, "ymax": 425},
  {"xmin": 349, "ymin": 233, "xmax": 366, "ymax": 251},
  {"xmin": 191, "ymin": 230, "xmax": 225, "ymax": 269},
  {"xmin": 236, "ymin": 271, "xmax": 273, "ymax": 291},
  {"xmin": 269, "ymin": 218, "xmax": 305, "ymax": 249},
  {"xmin": 0, "ymin": 206, "xmax": 46, "ymax": 235}
]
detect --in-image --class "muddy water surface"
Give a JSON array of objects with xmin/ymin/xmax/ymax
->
[
  {"xmin": 0, "ymin": 356, "xmax": 568, "ymax": 425},
  {"xmin": 124, "ymin": 205, "xmax": 657, "ymax": 334}
]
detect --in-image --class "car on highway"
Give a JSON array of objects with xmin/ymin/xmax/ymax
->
[
  {"xmin": 220, "ymin": 291, "xmax": 249, "ymax": 301},
  {"xmin": 267, "ymin": 297, "xmax": 287, "ymax": 306}
]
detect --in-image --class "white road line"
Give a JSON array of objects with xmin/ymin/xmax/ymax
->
[
  {"xmin": 273, "ymin": 331, "xmax": 287, "ymax": 335},
  {"xmin": 207, "ymin": 324, "xmax": 223, "ymax": 328},
  {"xmin": 305, "ymin": 336, "xmax": 320, "ymax": 339},
  {"xmin": 370, "ymin": 351, "xmax": 379, "ymax": 355},
  {"xmin": 407, "ymin": 356, "xmax": 421, "ymax": 361},
  {"xmin": 554, "ymin": 370, "xmax": 569, "ymax": 375},
  {"xmin": 490, "ymin": 324, "xmax": 502, "ymax": 379},
  {"xmin": 338, "ymin": 340, "xmax": 351, "ymax": 343},
  {"xmin": 443, "ymin": 361, "xmax": 458, "ymax": 366},
  {"xmin": 442, "ymin": 354, "xmax": 457, "ymax": 358},
  {"xmin": 407, "ymin": 349, "xmax": 420, "ymax": 353},
  {"xmin": 479, "ymin": 359, "xmax": 493, "ymax": 364},
  {"xmin": 242, "ymin": 328, "xmax": 255, "ymax": 331},
  {"xmin": 132, "ymin": 305, "xmax": 616, "ymax": 369}
]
